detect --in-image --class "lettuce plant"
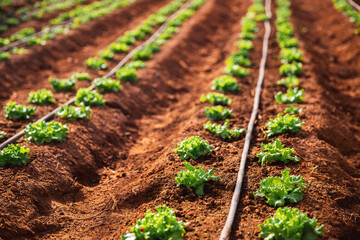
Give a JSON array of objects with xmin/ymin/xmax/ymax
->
[
  {"xmin": 224, "ymin": 64, "xmax": 250, "ymax": 78},
  {"xmin": 258, "ymin": 138, "xmax": 300, "ymax": 166},
  {"xmin": 132, "ymin": 46, "xmax": 153, "ymax": 61},
  {"xmin": 280, "ymin": 48, "xmax": 303, "ymax": 63},
  {"xmin": 116, "ymin": 67, "xmax": 138, "ymax": 82},
  {"xmin": 28, "ymin": 89, "xmax": 55, "ymax": 105},
  {"xmin": 259, "ymin": 207, "xmax": 324, "ymax": 240},
  {"xmin": 226, "ymin": 52, "xmax": 251, "ymax": 67},
  {"xmin": 4, "ymin": 101, "xmax": 36, "ymax": 120},
  {"xmin": 85, "ymin": 57, "xmax": 107, "ymax": 70},
  {"xmin": 200, "ymin": 92, "xmax": 232, "ymax": 105},
  {"xmin": 75, "ymin": 88, "xmax": 105, "ymax": 106},
  {"xmin": 279, "ymin": 62, "xmax": 303, "ymax": 76},
  {"xmin": 279, "ymin": 37, "xmax": 298, "ymax": 48},
  {"xmin": 174, "ymin": 136, "xmax": 213, "ymax": 160},
  {"xmin": 175, "ymin": 162, "xmax": 220, "ymax": 195},
  {"xmin": 12, "ymin": 47, "xmax": 28, "ymax": 55},
  {"xmin": 277, "ymin": 76, "xmax": 299, "ymax": 87},
  {"xmin": 205, "ymin": 105, "xmax": 234, "ymax": 121},
  {"xmin": 212, "ymin": 75, "xmax": 240, "ymax": 92},
  {"xmin": 121, "ymin": 205, "xmax": 185, "ymax": 240},
  {"xmin": 56, "ymin": 105, "xmax": 91, "ymax": 120},
  {"xmin": 284, "ymin": 105, "xmax": 302, "ymax": 115},
  {"xmin": 204, "ymin": 119, "xmax": 245, "ymax": 139},
  {"xmin": 265, "ymin": 114, "xmax": 304, "ymax": 137},
  {"xmin": 254, "ymin": 169, "xmax": 306, "ymax": 207},
  {"xmin": 125, "ymin": 60, "xmax": 146, "ymax": 69},
  {"xmin": 93, "ymin": 77, "xmax": 122, "ymax": 92},
  {"xmin": 237, "ymin": 39, "xmax": 254, "ymax": 51},
  {"xmin": 25, "ymin": 120, "xmax": 69, "ymax": 144},
  {"xmin": 0, "ymin": 52, "xmax": 10, "ymax": 61},
  {"xmin": 0, "ymin": 144, "xmax": 31, "ymax": 167},
  {"xmin": 275, "ymin": 87, "xmax": 304, "ymax": 104},
  {"xmin": 109, "ymin": 42, "xmax": 128, "ymax": 53},
  {"xmin": 49, "ymin": 77, "xmax": 76, "ymax": 92},
  {"xmin": 99, "ymin": 49, "xmax": 114, "ymax": 60},
  {"xmin": 71, "ymin": 72, "xmax": 91, "ymax": 81}
]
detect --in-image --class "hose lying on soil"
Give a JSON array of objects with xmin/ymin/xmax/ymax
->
[{"xmin": 219, "ymin": 0, "xmax": 272, "ymax": 239}]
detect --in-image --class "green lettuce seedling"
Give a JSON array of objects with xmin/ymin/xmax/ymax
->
[
  {"xmin": 121, "ymin": 205, "xmax": 185, "ymax": 240},
  {"xmin": 49, "ymin": 77, "xmax": 76, "ymax": 92},
  {"xmin": 279, "ymin": 62, "xmax": 303, "ymax": 76},
  {"xmin": 200, "ymin": 92, "xmax": 232, "ymax": 105},
  {"xmin": 93, "ymin": 77, "xmax": 122, "ymax": 93},
  {"xmin": 277, "ymin": 76, "xmax": 299, "ymax": 88},
  {"xmin": 204, "ymin": 119, "xmax": 245, "ymax": 139},
  {"xmin": 0, "ymin": 131, "xmax": 5, "ymax": 140},
  {"xmin": 284, "ymin": 105, "xmax": 302, "ymax": 114},
  {"xmin": 175, "ymin": 162, "xmax": 220, "ymax": 195},
  {"xmin": 259, "ymin": 207, "xmax": 324, "ymax": 240},
  {"xmin": 25, "ymin": 120, "xmax": 69, "ymax": 144},
  {"xmin": 28, "ymin": 89, "xmax": 55, "ymax": 105},
  {"xmin": 280, "ymin": 48, "xmax": 303, "ymax": 63},
  {"xmin": 109, "ymin": 42, "xmax": 129, "ymax": 53},
  {"xmin": 125, "ymin": 60, "xmax": 146, "ymax": 69},
  {"xmin": 0, "ymin": 144, "xmax": 31, "ymax": 167},
  {"xmin": 174, "ymin": 136, "xmax": 213, "ymax": 160},
  {"xmin": 275, "ymin": 87, "xmax": 304, "ymax": 104},
  {"xmin": 56, "ymin": 105, "xmax": 91, "ymax": 120},
  {"xmin": 4, "ymin": 101, "xmax": 36, "ymax": 120},
  {"xmin": 70, "ymin": 72, "xmax": 91, "ymax": 81},
  {"xmin": 205, "ymin": 105, "xmax": 234, "ymax": 121},
  {"xmin": 99, "ymin": 49, "xmax": 114, "ymax": 60},
  {"xmin": 116, "ymin": 67, "xmax": 138, "ymax": 82},
  {"xmin": 265, "ymin": 114, "xmax": 304, "ymax": 137},
  {"xmin": 224, "ymin": 64, "xmax": 250, "ymax": 78},
  {"xmin": 258, "ymin": 139, "xmax": 300, "ymax": 166},
  {"xmin": 254, "ymin": 169, "xmax": 306, "ymax": 206},
  {"xmin": 85, "ymin": 57, "xmax": 107, "ymax": 70},
  {"xmin": 212, "ymin": 75, "xmax": 240, "ymax": 92},
  {"xmin": 75, "ymin": 88, "xmax": 105, "ymax": 106}
]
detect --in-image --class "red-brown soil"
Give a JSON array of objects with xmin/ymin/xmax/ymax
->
[
  {"xmin": 230, "ymin": 0, "xmax": 360, "ymax": 239},
  {"xmin": 0, "ymin": 0, "xmax": 359, "ymax": 239}
]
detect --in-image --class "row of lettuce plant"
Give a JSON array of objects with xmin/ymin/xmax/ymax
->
[
  {"xmin": 0, "ymin": 0, "xmax": 137, "ymax": 61},
  {"xmin": 255, "ymin": 0, "xmax": 324, "ymax": 239},
  {"xmin": 0, "ymin": 0, "xmax": 87, "ymax": 34},
  {"xmin": 332, "ymin": 0, "xmax": 360, "ymax": 33},
  {"xmin": 85, "ymin": 0, "xmax": 189, "ymax": 71},
  {"xmin": 0, "ymin": 1, "xmax": 206, "ymax": 238}
]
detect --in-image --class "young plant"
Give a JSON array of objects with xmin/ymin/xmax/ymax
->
[
  {"xmin": 116, "ymin": 67, "xmax": 138, "ymax": 82},
  {"xmin": 99, "ymin": 49, "xmax": 114, "ymax": 60},
  {"xmin": 226, "ymin": 52, "xmax": 251, "ymax": 67},
  {"xmin": 75, "ymin": 88, "xmax": 105, "ymax": 106},
  {"xmin": 200, "ymin": 92, "xmax": 232, "ymax": 105},
  {"xmin": 265, "ymin": 114, "xmax": 304, "ymax": 137},
  {"xmin": 279, "ymin": 62, "xmax": 303, "ymax": 76},
  {"xmin": 109, "ymin": 42, "xmax": 129, "ymax": 53},
  {"xmin": 279, "ymin": 48, "xmax": 303, "ymax": 63},
  {"xmin": 212, "ymin": 75, "xmax": 240, "ymax": 92},
  {"xmin": 255, "ymin": 169, "xmax": 306, "ymax": 207},
  {"xmin": 224, "ymin": 64, "xmax": 250, "ymax": 78},
  {"xmin": 204, "ymin": 119, "xmax": 245, "ymax": 139},
  {"xmin": 125, "ymin": 60, "xmax": 146, "ymax": 69},
  {"xmin": 284, "ymin": 105, "xmax": 302, "ymax": 115},
  {"xmin": 49, "ymin": 77, "xmax": 76, "ymax": 92},
  {"xmin": 259, "ymin": 207, "xmax": 324, "ymax": 240},
  {"xmin": 121, "ymin": 205, "xmax": 185, "ymax": 240},
  {"xmin": 175, "ymin": 162, "xmax": 220, "ymax": 195},
  {"xmin": 0, "ymin": 144, "xmax": 31, "ymax": 167},
  {"xmin": 70, "ymin": 72, "xmax": 91, "ymax": 81},
  {"xmin": 24, "ymin": 120, "xmax": 69, "ymax": 144},
  {"xmin": 279, "ymin": 37, "xmax": 298, "ymax": 48},
  {"xmin": 56, "ymin": 105, "xmax": 91, "ymax": 120},
  {"xmin": 28, "ymin": 89, "xmax": 55, "ymax": 105},
  {"xmin": 275, "ymin": 87, "xmax": 304, "ymax": 104},
  {"xmin": 85, "ymin": 57, "xmax": 107, "ymax": 70},
  {"xmin": 0, "ymin": 52, "xmax": 10, "ymax": 61},
  {"xmin": 277, "ymin": 76, "xmax": 299, "ymax": 88},
  {"xmin": 237, "ymin": 39, "xmax": 254, "ymax": 51},
  {"xmin": 258, "ymin": 139, "xmax": 300, "ymax": 166},
  {"xmin": 4, "ymin": 101, "xmax": 36, "ymax": 120},
  {"xmin": 174, "ymin": 136, "xmax": 213, "ymax": 160},
  {"xmin": 205, "ymin": 105, "xmax": 234, "ymax": 121},
  {"xmin": 93, "ymin": 77, "xmax": 123, "ymax": 93}
]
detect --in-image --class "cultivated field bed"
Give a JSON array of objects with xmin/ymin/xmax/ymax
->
[{"xmin": 0, "ymin": 0, "xmax": 359, "ymax": 239}]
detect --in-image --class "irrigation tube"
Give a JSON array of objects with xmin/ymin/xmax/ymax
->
[
  {"xmin": 219, "ymin": 0, "xmax": 272, "ymax": 239},
  {"xmin": 0, "ymin": 0, "xmax": 194, "ymax": 150},
  {"xmin": 347, "ymin": 0, "xmax": 360, "ymax": 11}
]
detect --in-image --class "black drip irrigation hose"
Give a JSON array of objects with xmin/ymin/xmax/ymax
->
[
  {"xmin": 347, "ymin": 0, "xmax": 360, "ymax": 11},
  {"xmin": 219, "ymin": 0, "xmax": 272, "ymax": 239},
  {"xmin": 0, "ymin": 0, "xmax": 193, "ymax": 150}
]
